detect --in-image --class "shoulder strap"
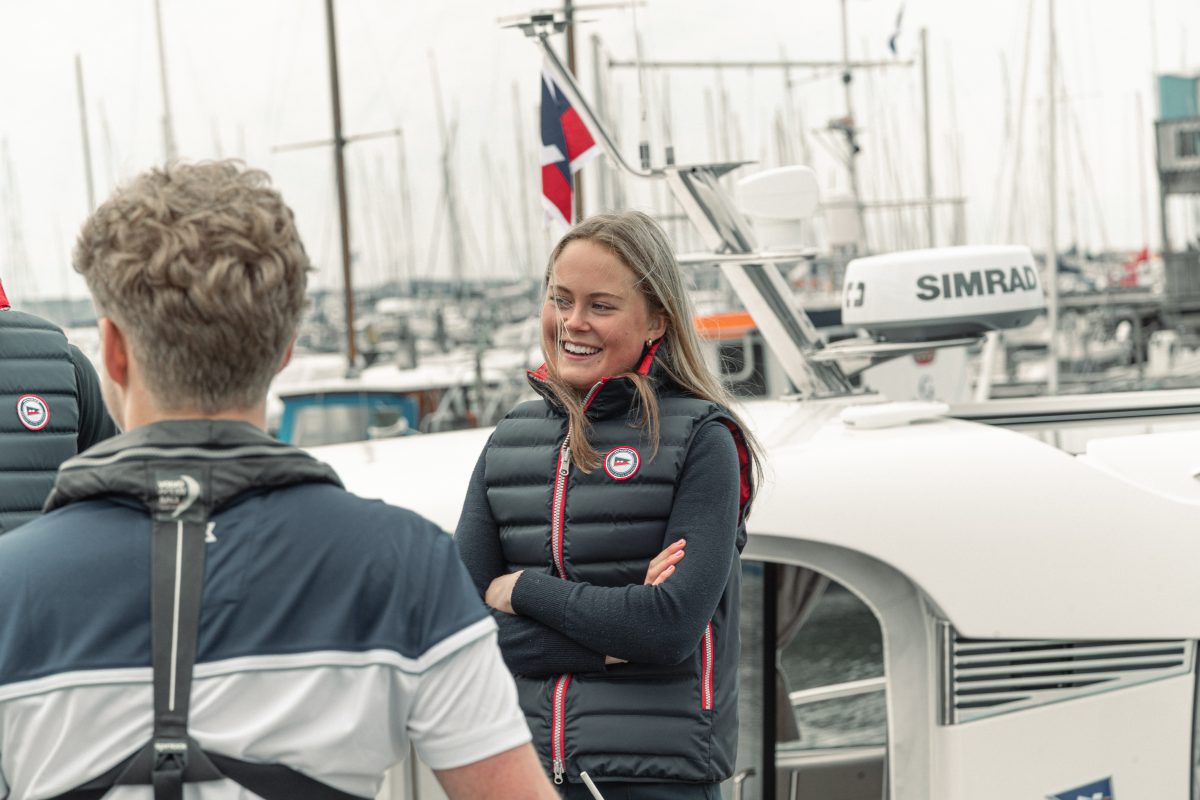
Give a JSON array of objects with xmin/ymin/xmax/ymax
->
[{"xmin": 47, "ymin": 466, "xmax": 368, "ymax": 800}]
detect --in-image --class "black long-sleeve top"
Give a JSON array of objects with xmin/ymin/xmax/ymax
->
[{"xmin": 454, "ymin": 420, "xmax": 740, "ymax": 678}]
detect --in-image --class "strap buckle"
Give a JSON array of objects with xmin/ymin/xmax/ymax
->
[{"xmin": 153, "ymin": 738, "xmax": 189, "ymax": 773}]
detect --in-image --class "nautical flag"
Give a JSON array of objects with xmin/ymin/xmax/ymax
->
[
  {"xmin": 541, "ymin": 61, "xmax": 600, "ymax": 227},
  {"xmin": 887, "ymin": 2, "xmax": 906, "ymax": 55},
  {"xmin": 0, "ymin": 278, "xmax": 8, "ymax": 310}
]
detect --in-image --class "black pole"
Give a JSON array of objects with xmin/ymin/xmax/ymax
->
[
  {"xmin": 762, "ymin": 561, "xmax": 778, "ymax": 800},
  {"xmin": 324, "ymin": 0, "xmax": 357, "ymax": 369},
  {"xmin": 564, "ymin": 0, "xmax": 583, "ymax": 224}
]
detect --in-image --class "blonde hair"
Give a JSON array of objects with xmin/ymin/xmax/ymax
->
[
  {"xmin": 543, "ymin": 210, "xmax": 762, "ymax": 486},
  {"xmin": 73, "ymin": 160, "xmax": 310, "ymax": 412}
]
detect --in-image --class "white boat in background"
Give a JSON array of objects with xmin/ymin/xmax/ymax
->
[
  {"xmin": 310, "ymin": 13, "xmax": 1200, "ymax": 800},
  {"xmin": 275, "ymin": 345, "xmax": 537, "ymax": 448}
]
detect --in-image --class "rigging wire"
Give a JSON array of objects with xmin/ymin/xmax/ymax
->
[{"xmin": 996, "ymin": 0, "xmax": 1036, "ymax": 244}]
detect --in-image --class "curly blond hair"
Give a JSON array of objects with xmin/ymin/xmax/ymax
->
[{"xmin": 73, "ymin": 160, "xmax": 310, "ymax": 412}]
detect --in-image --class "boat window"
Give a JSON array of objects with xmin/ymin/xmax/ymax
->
[
  {"xmin": 292, "ymin": 402, "xmax": 369, "ymax": 448},
  {"xmin": 1179, "ymin": 128, "xmax": 1200, "ymax": 158},
  {"xmin": 734, "ymin": 561, "xmax": 887, "ymax": 800},
  {"xmin": 781, "ymin": 581, "xmax": 885, "ymax": 749},
  {"xmin": 368, "ymin": 402, "xmax": 413, "ymax": 439}
]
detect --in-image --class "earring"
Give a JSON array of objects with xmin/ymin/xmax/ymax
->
[{"xmin": 646, "ymin": 338, "xmax": 654, "ymax": 348}]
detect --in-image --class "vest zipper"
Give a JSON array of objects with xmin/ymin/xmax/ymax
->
[
  {"xmin": 548, "ymin": 381, "xmax": 602, "ymax": 785},
  {"xmin": 551, "ymin": 381, "xmax": 603, "ymax": 579},
  {"xmin": 551, "ymin": 435, "xmax": 571, "ymax": 579},
  {"xmin": 551, "ymin": 673, "xmax": 572, "ymax": 784},
  {"xmin": 702, "ymin": 622, "xmax": 715, "ymax": 710}
]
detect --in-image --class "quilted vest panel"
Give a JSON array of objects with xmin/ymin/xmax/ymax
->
[
  {"xmin": 484, "ymin": 387, "xmax": 744, "ymax": 784},
  {"xmin": 0, "ymin": 311, "xmax": 79, "ymax": 533}
]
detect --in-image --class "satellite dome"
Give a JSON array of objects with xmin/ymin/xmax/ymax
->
[{"xmin": 841, "ymin": 245, "xmax": 1045, "ymax": 342}]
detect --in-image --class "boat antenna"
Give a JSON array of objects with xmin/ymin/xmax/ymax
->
[{"xmin": 629, "ymin": 1, "xmax": 652, "ymax": 170}]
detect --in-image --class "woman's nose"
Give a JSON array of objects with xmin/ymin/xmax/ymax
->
[{"xmin": 563, "ymin": 306, "xmax": 588, "ymax": 331}]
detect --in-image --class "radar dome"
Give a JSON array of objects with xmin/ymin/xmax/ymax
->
[{"xmin": 841, "ymin": 245, "xmax": 1044, "ymax": 341}]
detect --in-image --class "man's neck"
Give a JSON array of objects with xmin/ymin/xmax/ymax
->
[{"xmin": 124, "ymin": 404, "xmax": 267, "ymax": 432}]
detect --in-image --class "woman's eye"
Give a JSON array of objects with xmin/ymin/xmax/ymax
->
[
  {"xmin": 592, "ymin": 303, "xmax": 613, "ymax": 312},
  {"xmin": 550, "ymin": 295, "xmax": 570, "ymax": 308}
]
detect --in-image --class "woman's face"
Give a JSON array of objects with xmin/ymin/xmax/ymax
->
[{"xmin": 541, "ymin": 239, "xmax": 667, "ymax": 392}]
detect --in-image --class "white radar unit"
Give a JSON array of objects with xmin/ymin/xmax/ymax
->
[{"xmin": 841, "ymin": 245, "xmax": 1045, "ymax": 342}]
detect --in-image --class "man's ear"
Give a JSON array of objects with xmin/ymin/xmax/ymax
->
[
  {"xmin": 99, "ymin": 317, "xmax": 130, "ymax": 390},
  {"xmin": 278, "ymin": 336, "xmax": 297, "ymax": 374}
]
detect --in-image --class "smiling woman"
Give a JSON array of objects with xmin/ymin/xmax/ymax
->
[
  {"xmin": 542, "ymin": 238, "xmax": 667, "ymax": 403},
  {"xmin": 455, "ymin": 210, "xmax": 765, "ymax": 799}
]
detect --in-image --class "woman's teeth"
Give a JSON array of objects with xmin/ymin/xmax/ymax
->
[{"xmin": 563, "ymin": 342, "xmax": 600, "ymax": 355}]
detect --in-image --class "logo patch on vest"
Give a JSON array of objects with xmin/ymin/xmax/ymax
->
[
  {"xmin": 604, "ymin": 446, "xmax": 640, "ymax": 481},
  {"xmin": 156, "ymin": 474, "xmax": 201, "ymax": 519},
  {"xmin": 16, "ymin": 394, "xmax": 49, "ymax": 431}
]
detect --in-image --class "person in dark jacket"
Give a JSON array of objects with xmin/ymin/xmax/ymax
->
[
  {"xmin": 0, "ymin": 278, "xmax": 118, "ymax": 533},
  {"xmin": 456, "ymin": 210, "xmax": 761, "ymax": 799},
  {"xmin": 0, "ymin": 161, "xmax": 557, "ymax": 800}
]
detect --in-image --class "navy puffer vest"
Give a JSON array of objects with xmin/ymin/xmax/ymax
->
[
  {"xmin": 484, "ymin": 350, "xmax": 750, "ymax": 786},
  {"xmin": 0, "ymin": 309, "xmax": 80, "ymax": 533}
]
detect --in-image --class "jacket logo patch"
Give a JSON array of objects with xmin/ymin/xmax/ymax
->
[
  {"xmin": 157, "ymin": 474, "xmax": 201, "ymax": 518},
  {"xmin": 16, "ymin": 394, "xmax": 49, "ymax": 431},
  {"xmin": 604, "ymin": 446, "xmax": 640, "ymax": 481}
]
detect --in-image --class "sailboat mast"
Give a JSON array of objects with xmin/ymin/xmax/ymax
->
[
  {"xmin": 921, "ymin": 29, "xmax": 935, "ymax": 247},
  {"xmin": 153, "ymin": 0, "xmax": 178, "ymax": 162},
  {"xmin": 429, "ymin": 56, "xmax": 466, "ymax": 289},
  {"xmin": 74, "ymin": 54, "xmax": 96, "ymax": 213},
  {"xmin": 324, "ymin": 0, "xmax": 357, "ymax": 368},
  {"xmin": 397, "ymin": 129, "xmax": 417, "ymax": 290},
  {"xmin": 840, "ymin": 0, "xmax": 867, "ymax": 253},
  {"xmin": 511, "ymin": 82, "xmax": 534, "ymax": 277},
  {"xmin": 1136, "ymin": 91, "xmax": 1149, "ymax": 249},
  {"xmin": 564, "ymin": 0, "xmax": 584, "ymax": 223},
  {"xmin": 1045, "ymin": 0, "xmax": 1059, "ymax": 394}
]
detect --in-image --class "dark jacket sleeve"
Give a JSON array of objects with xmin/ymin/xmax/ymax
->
[
  {"xmin": 510, "ymin": 421, "xmax": 740, "ymax": 666},
  {"xmin": 454, "ymin": 447, "xmax": 607, "ymax": 677},
  {"xmin": 69, "ymin": 344, "xmax": 119, "ymax": 451}
]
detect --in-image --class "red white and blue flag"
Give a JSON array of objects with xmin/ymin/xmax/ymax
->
[{"xmin": 541, "ymin": 61, "xmax": 600, "ymax": 227}]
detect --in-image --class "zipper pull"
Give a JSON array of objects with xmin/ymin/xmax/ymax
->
[
  {"xmin": 559, "ymin": 447, "xmax": 571, "ymax": 477},
  {"xmin": 553, "ymin": 758, "xmax": 565, "ymax": 785}
]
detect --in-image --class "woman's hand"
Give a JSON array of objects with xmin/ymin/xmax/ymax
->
[
  {"xmin": 486, "ymin": 571, "xmax": 524, "ymax": 615},
  {"xmin": 601, "ymin": 540, "xmax": 685, "ymax": 666},
  {"xmin": 644, "ymin": 538, "xmax": 686, "ymax": 585}
]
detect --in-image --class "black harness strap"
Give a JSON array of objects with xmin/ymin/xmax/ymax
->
[
  {"xmin": 114, "ymin": 509, "xmax": 224, "ymax": 798},
  {"xmin": 48, "ymin": 456, "xmax": 368, "ymax": 800}
]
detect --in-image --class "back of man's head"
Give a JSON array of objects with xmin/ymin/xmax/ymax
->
[{"xmin": 73, "ymin": 161, "xmax": 310, "ymax": 413}]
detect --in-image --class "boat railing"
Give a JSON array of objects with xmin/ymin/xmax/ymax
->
[
  {"xmin": 511, "ymin": 13, "xmax": 856, "ymax": 400},
  {"xmin": 788, "ymin": 675, "xmax": 885, "ymax": 707},
  {"xmin": 776, "ymin": 677, "xmax": 887, "ymax": 800}
]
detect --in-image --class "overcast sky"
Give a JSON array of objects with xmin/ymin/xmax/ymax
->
[{"xmin": 1, "ymin": 0, "xmax": 1197, "ymax": 299}]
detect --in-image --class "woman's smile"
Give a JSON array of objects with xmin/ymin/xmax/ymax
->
[{"xmin": 541, "ymin": 239, "xmax": 665, "ymax": 391}]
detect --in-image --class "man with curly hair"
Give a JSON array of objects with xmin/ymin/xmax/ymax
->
[{"xmin": 0, "ymin": 161, "xmax": 555, "ymax": 800}]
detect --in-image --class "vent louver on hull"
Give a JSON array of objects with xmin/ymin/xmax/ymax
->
[{"xmin": 939, "ymin": 624, "xmax": 1194, "ymax": 724}]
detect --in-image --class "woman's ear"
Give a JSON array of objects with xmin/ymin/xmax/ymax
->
[{"xmin": 648, "ymin": 310, "xmax": 668, "ymax": 342}]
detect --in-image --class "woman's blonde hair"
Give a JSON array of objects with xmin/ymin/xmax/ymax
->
[{"xmin": 543, "ymin": 210, "xmax": 762, "ymax": 486}]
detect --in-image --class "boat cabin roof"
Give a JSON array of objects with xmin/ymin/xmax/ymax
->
[{"xmin": 311, "ymin": 389, "xmax": 1200, "ymax": 642}]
